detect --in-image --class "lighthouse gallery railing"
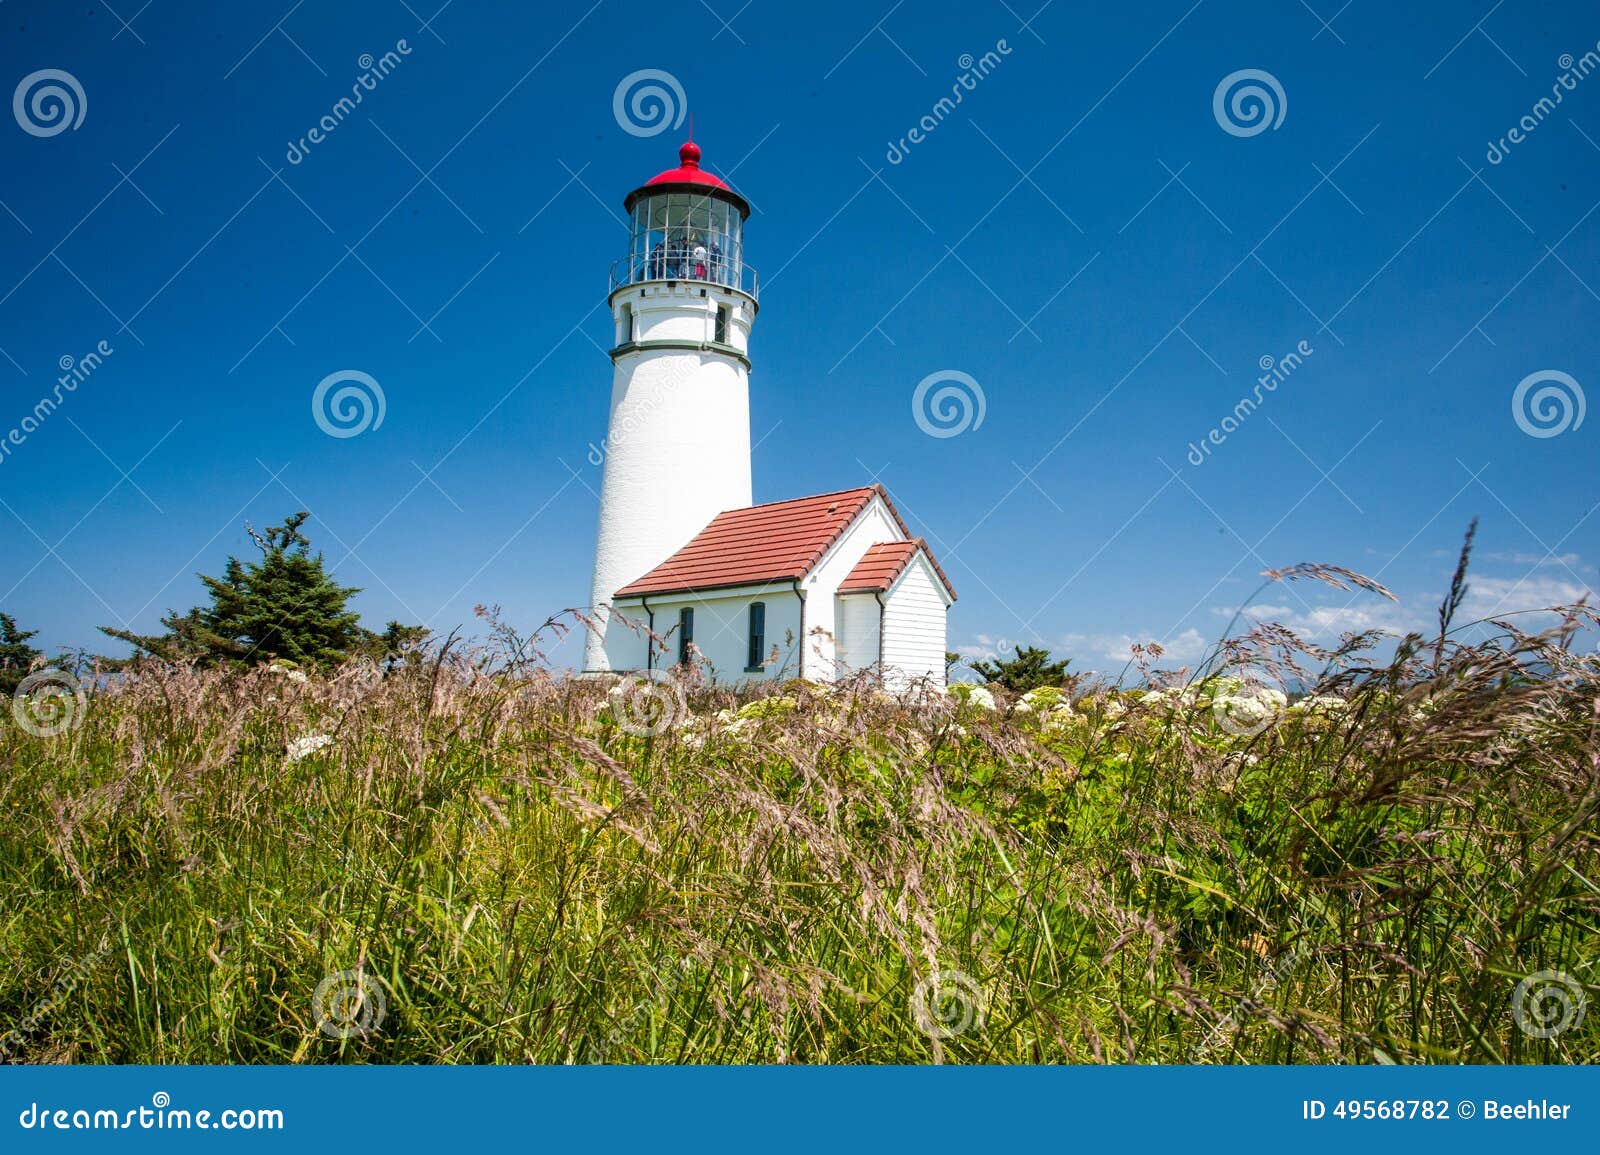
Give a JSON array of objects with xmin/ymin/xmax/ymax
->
[{"xmin": 609, "ymin": 257, "xmax": 759, "ymax": 301}]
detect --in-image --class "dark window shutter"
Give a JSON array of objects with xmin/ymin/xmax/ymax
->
[
  {"xmin": 678, "ymin": 607, "xmax": 694, "ymax": 666},
  {"xmin": 747, "ymin": 601, "xmax": 765, "ymax": 669}
]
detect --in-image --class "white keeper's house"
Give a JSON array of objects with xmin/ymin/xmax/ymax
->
[{"xmin": 583, "ymin": 140, "xmax": 956, "ymax": 686}]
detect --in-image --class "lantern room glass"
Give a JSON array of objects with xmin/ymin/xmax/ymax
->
[{"xmin": 617, "ymin": 191, "xmax": 753, "ymax": 297}]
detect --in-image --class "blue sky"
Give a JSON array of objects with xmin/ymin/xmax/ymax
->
[{"xmin": 1, "ymin": 0, "xmax": 1596, "ymax": 674}]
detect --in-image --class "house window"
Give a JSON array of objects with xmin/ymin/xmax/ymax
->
[
  {"xmin": 714, "ymin": 304, "xmax": 729, "ymax": 344},
  {"xmin": 677, "ymin": 607, "xmax": 694, "ymax": 666},
  {"xmin": 746, "ymin": 601, "xmax": 765, "ymax": 670}
]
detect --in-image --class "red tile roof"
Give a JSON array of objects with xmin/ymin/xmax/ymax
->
[
  {"xmin": 838, "ymin": 538, "xmax": 957, "ymax": 600},
  {"xmin": 613, "ymin": 486, "xmax": 885, "ymax": 598}
]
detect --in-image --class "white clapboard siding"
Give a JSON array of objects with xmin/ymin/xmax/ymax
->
[
  {"xmin": 801, "ymin": 496, "xmax": 903, "ymax": 678},
  {"xmin": 835, "ymin": 592, "xmax": 881, "ymax": 677},
  {"xmin": 881, "ymin": 555, "xmax": 949, "ymax": 688}
]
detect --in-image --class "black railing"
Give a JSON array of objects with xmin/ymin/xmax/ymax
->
[{"xmin": 610, "ymin": 255, "xmax": 759, "ymax": 300}]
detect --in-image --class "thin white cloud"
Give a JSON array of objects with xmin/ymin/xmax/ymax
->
[
  {"xmin": 954, "ymin": 558, "xmax": 1596, "ymax": 677},
  {"xmin": 1482, "ymin": 551, "xmax": 1589, "ymax": 571},
  {"xmin": 1061, "ymin": 627, "xmax": 1210, "ymax": 666},
  {"xmin": 1220, "ymin": 599, "xmax": 1427, "ymax": 639},
  {"xmin": 1462, "ymin": 574, "xmax": 1596, "ymax": 620}
]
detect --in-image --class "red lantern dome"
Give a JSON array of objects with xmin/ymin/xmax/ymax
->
[{"xmin": 624, "ymin": 140, "xmax": 750, "ymax": 218}]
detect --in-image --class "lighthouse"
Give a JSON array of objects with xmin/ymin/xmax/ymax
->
[
  {"xmin": 584, "ymin": 141, "xmax": 758, "ymax": 672},
  {"xmin": 584, "ymin": 140, "xmax": 956, "ymax": 686}
]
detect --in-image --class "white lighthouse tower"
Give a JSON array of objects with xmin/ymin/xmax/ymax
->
[{"xmin": 584, "ymin": 141, "xmax": 758, "ymax": 672}]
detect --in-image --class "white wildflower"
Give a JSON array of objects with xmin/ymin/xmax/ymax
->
[
  {"xmin": 1141, "ymin": 685, "xmax": 1203, "ymax": 710},
  {"xmin": 946, "ymin": 683, "xmax": 996, "ymax": 711},
  {"xmin": 1017, "ymin": 686, "xmax": 1070, "ymax": 714},
  {"xmin": 1212, "ymin": 687, "xmax": 1288, "ymax": 735},
  {"xmin": 286, "ymin": 733, "xmax": 333, "ymax": 762},
  {"xmin": 1040, "ymin": 708, "xmax": 1079, "ymax": 737}
]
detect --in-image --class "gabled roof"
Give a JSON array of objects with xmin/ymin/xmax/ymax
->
[
  {"xmin": 613, "ymin": 484, "xmax": 910, "ymax": 599},
  {"xmin": 838, "ymin": 538, "xmax": 958, "ymax": 601}
]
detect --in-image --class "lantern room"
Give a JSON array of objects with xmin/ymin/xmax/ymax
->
[{"xmin": 613, "ymin": 141, "xmax": 757, "ymax": 299}]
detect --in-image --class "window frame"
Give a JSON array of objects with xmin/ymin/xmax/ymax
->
[
  {"xmin": 677, "ymin": 607, "xmax": 695, "ymax": 667},
  {"xmin": 745, "ymin": 601, "xmax": 765, "ymax": 672}
]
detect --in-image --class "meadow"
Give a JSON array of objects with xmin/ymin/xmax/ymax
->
[{"xmin": 1, "ymin": 566, "xmax": 1597, "ymax": 1064}]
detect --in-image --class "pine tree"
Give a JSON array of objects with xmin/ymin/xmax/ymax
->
[
  {"xmin": 353, "ymin": 620, "xmax": 432, "ymax": 670},
  {"xmin": 969, "ymin": 644, "xmax": 1072, "ymax": 693},
  {"xmin": 101, "ymin": 512, "xmax": 392, "ymax": 668},
  {"xmin": 0, "ymin": 612, "xmax": 43, "ymax": 694}
]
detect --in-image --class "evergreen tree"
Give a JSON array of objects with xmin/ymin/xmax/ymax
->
[
  {"xmin": 102, "ymin": 512, "xmax": 396, "ymax": 668},
  {"xmin": 354, "ymin": 620, "xmax": 432, "ymax": 670},
  {"xmin": 0, "ymin": 612, "xmax": 43, "ymax": 694},
  {"xmin": 969, "ymin": 644, "xmax": 1072, "ymax": 693}
]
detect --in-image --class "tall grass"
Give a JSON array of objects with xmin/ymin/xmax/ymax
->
[{"xmin": 1, "ymin": 572, "xmax": 1596, "ymax": 1064}]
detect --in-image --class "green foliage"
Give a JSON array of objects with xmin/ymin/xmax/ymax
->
[
  {"xmin": 1, "ymin": 621, "xmax": 1594, "ymax": 1064},
  {"xmin": 99, "ymin": 512, "xmax": 419, "ymax": 669},
  {"xmin": 354, "ymin": 620, "xmax": 432, "ymax": 670},
  {"xmin": 7, "ymin": 539, "xmax": 1597, "ymax": 1065},
  {"xmin": 970, "ymin": 643, "xmax": 1072, "ymax": 693},
  {"xmin": 0, "ymin": 612, "xmax": 42, "ymax": 694}
]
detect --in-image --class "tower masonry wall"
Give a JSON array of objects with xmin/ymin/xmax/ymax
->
[{"xmin": 584, "ymin": 290, "xmax": 753, "ymax": 671}]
